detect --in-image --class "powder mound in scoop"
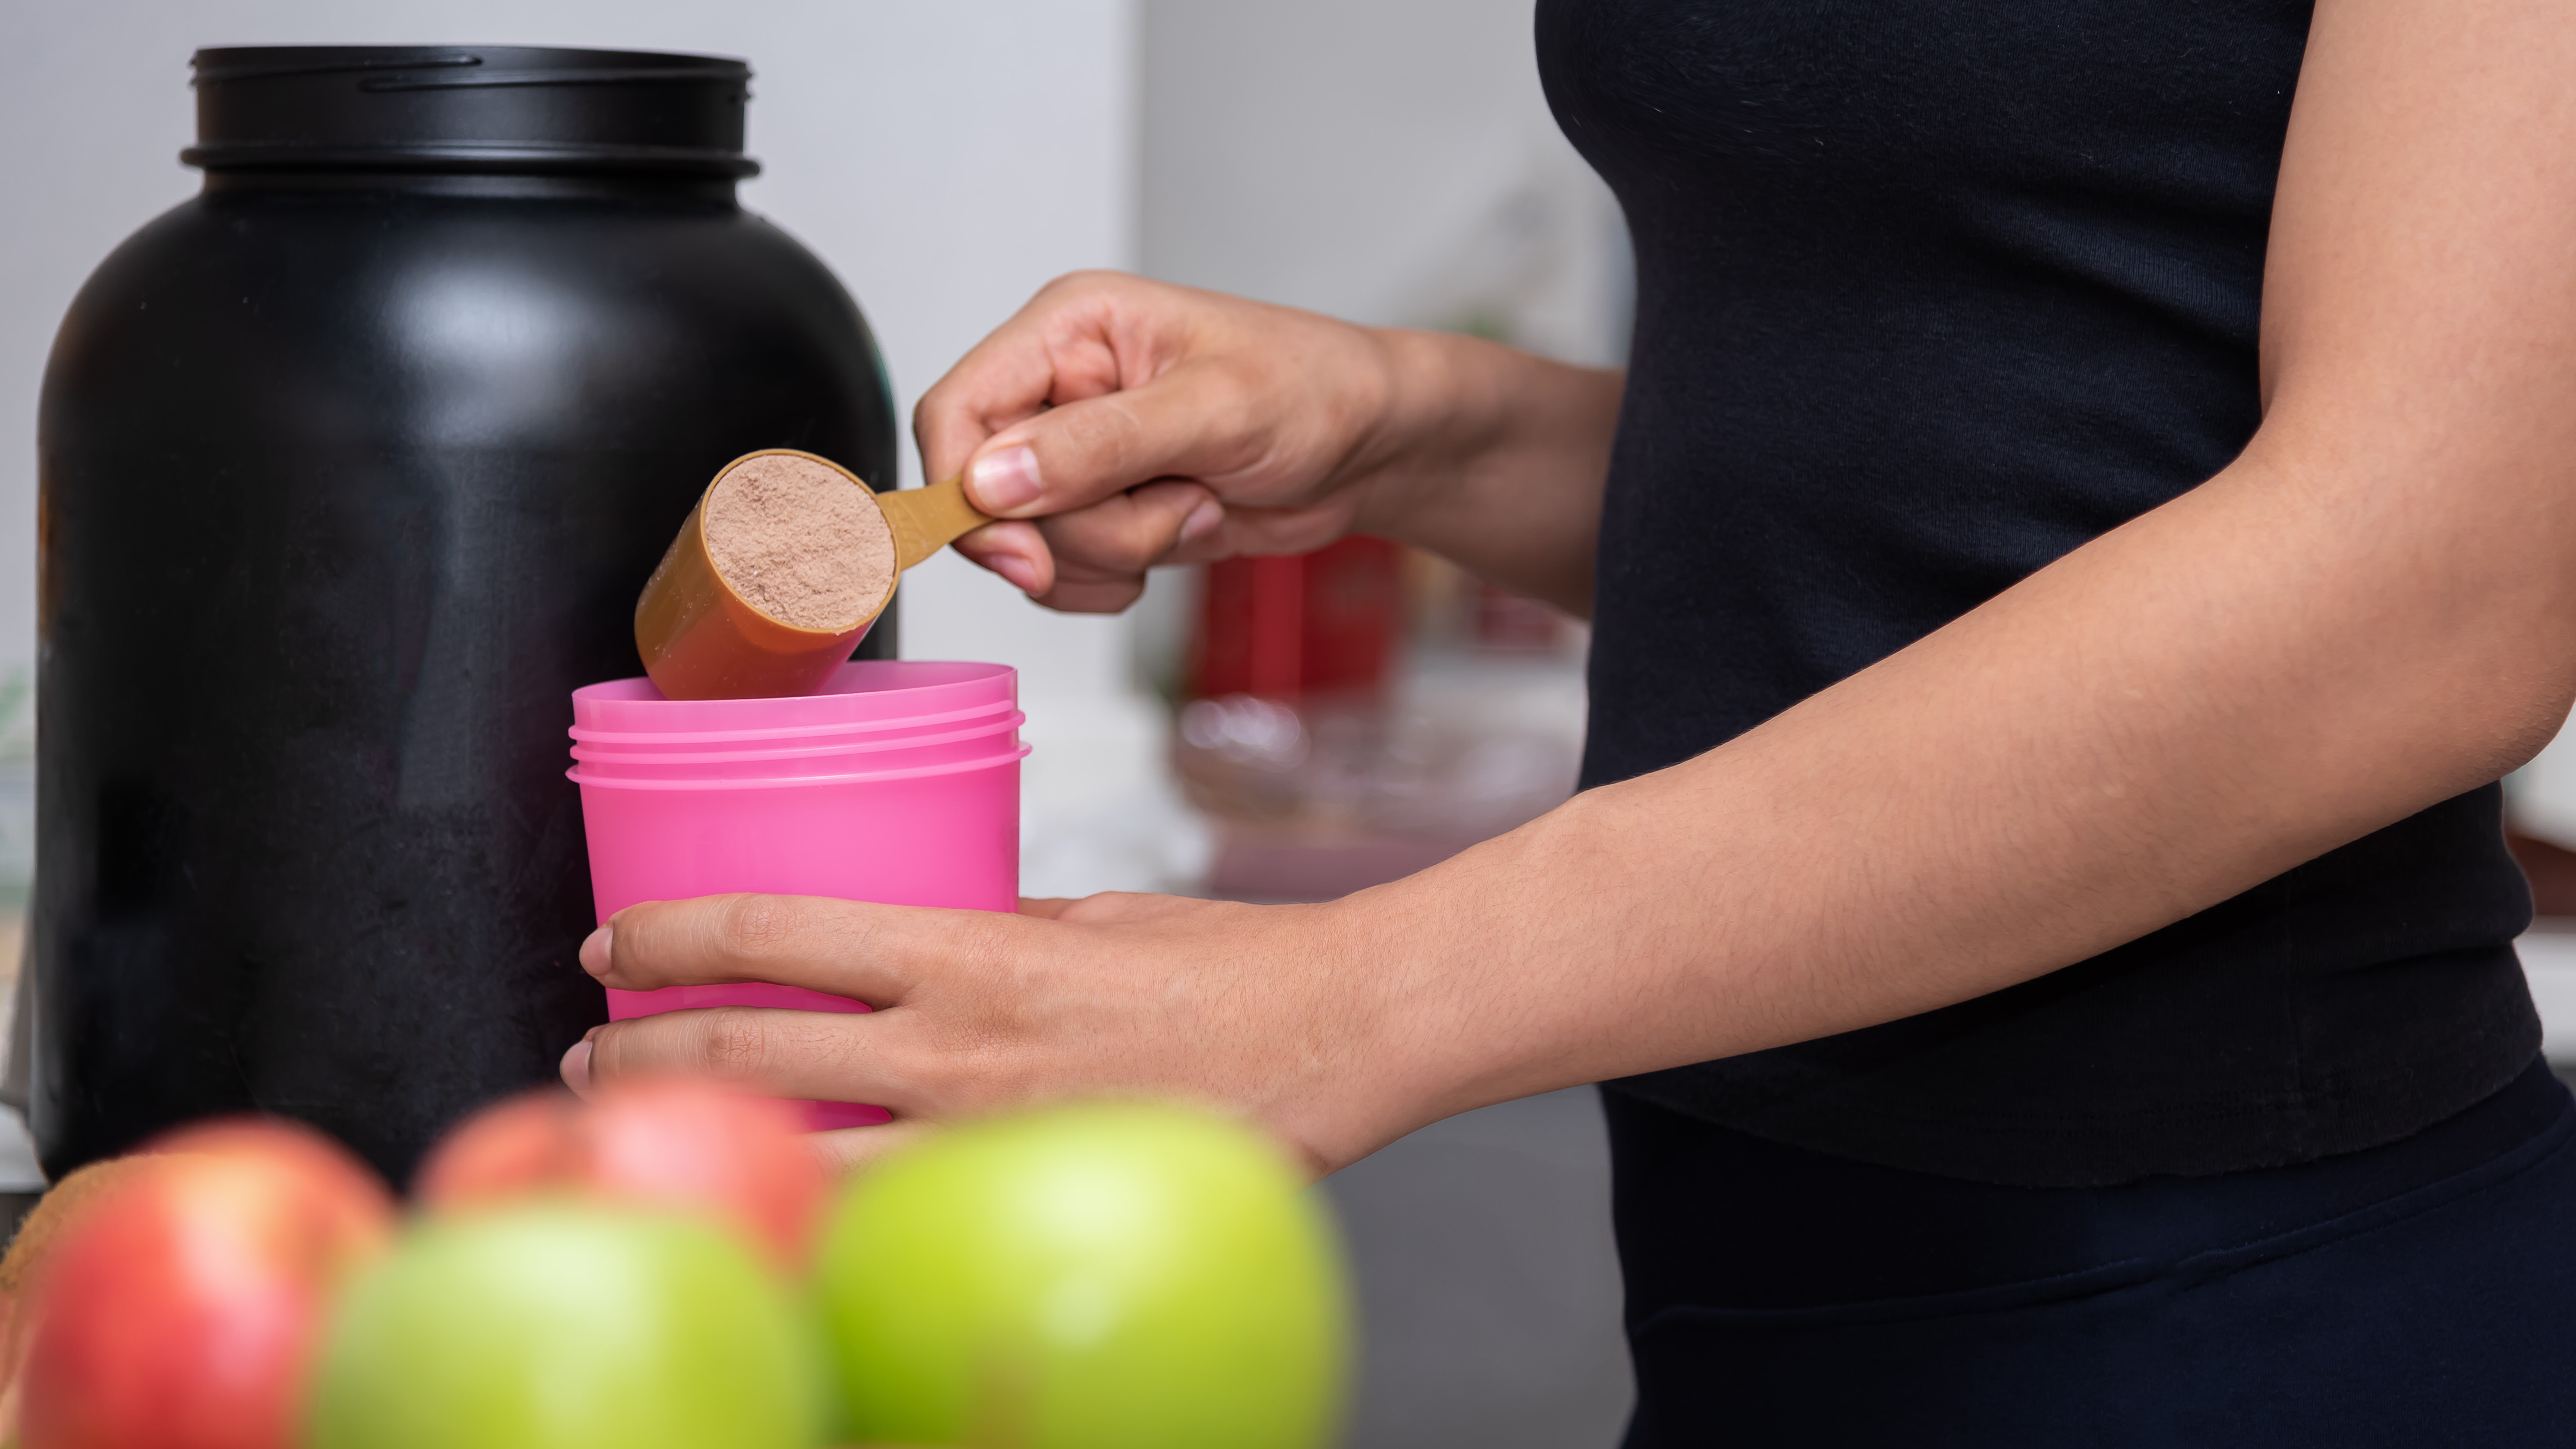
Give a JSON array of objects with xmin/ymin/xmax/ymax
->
[{"xmin": 702, "ymin": 454, "xmax": 896, "ymax": 631}]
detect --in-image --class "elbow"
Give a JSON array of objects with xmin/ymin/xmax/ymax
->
[{"xmin": 2413, "ymin": 605, "xmax": 2576, "ymax": 788}]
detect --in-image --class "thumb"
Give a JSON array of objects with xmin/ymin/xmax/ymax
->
[{"xmin": 959, "ymin": 359, "xmax": 1271, "ymax": 520}]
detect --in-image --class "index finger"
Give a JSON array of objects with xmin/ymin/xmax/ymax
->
[{"xmin": 592, "ymin": 894, "xmax": 972, "ymax": 1004}]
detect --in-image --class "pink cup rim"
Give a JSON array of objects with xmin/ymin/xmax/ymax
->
[
  {"xmin": 568, "ymin": 697, "xmax": 1018, "ymax": 748},
  {"xmin": 572, "ymin": 661, "xmax": 1016, "ymax": 733},
  {"xmin": 574, "ymin": 706, "xmax": 1025, "ymax": 763},
  {"xmin": 570, "ymin": 714, "xmax": 1022, "ymax": 767},
  {"xmin": 568, "ymin": 744, "xmax": 1030, "ymax": 792}
]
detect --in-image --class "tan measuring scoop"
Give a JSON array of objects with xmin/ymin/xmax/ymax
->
[{"xmin": 633, "ymin": 448, "xmax": 990, "ymax": 700}]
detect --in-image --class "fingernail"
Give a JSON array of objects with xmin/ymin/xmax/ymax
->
[
  {"xmin": 968, "ymin": 446, "xmax": 1042, "ymax": 513},
  {"xmin": 561, "ymin": 1038, "xmax": 594, "ymax": 1094},
  {"xmin": 579, "ymin": 925, "xmax": 613, "ymax": 978},
  {"xmin": 1181, "ymin": 498, "xmax": 1224, "ymax": 543},
  {"xmin": 990, "ymin": 553, "xmax": 1041, "ymax": 594}
]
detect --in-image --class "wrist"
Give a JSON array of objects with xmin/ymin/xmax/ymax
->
[
  {"xmin": 1294, "ymin": 857, "xmax": 1526, "ymax": 1149},
  {"xmin": 1273, "ymin": 885, "xmax": 1471, "ymax": 1160},
  {"xmin": 1337, "ymin": 328, "xmax": 1497, "ymax": 544},
  {"xmin": 1334, "ymin": 332, "xmax": 1621, "ymax": 617}
]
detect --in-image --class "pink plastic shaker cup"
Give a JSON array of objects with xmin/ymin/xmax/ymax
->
[{"xmin": 568, "ymin": 661, "xmax": 1027, "ymax": 1129}]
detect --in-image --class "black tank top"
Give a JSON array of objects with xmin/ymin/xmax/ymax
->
[{"xmin": 1539, "ymin": 0, "xmax": 2541, "ymax": 1184}]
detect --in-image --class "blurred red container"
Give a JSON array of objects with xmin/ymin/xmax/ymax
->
[{"xmin": 1189, "ymin": 537, "xmax": 1404, "ymax": 701}]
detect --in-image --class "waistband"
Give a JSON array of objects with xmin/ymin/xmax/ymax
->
[{"xmin": 1606, "ymin": 1055, "xmax": 2572, "ymax": 1319}]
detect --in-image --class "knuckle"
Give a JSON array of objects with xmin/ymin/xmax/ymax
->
[
  {"xmin": 1042, "ymin": 514, "xmax": 1159, "ymax": 576},
  {"xmin": 1042, "ymin": 269, "xmax": 1116, "ymax": 304},
  {"xmin": 586, "ymin": 1023, "xmax": 633, "ymax": 1080},
  {"xmin": 1193, "ymin": 358, "xmax": 1266, "ymax": 437},
  {"xmin": 1053, "ymin": 892, "xmax": 1126, "ymax": 924},
  {"xmin": 693, "ymin": 1008, "xmax": 772, "ymax": 1079},
  {"xmin": 960, "ymin": 518, "xmax": 1043, "ymax": 562},
  {"xmin": 1037, "ymin": 583, "xmax": 1143, "ymax": 616},
  {"xmin": 1125, "ymin": 510, "xmax": 1188, "ymax": 570},
  {"xmin": 714, "ymin": 893, "xmax": 797, "ymax": 963},
  {"xmin": 1055, "ymin": 396, "xmax": 1149, "ymax": 472},
  {"xmin": 1064, "ymin": 267, "xmax": 1131, "ymax": 293}
]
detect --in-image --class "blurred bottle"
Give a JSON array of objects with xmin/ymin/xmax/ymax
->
[
  {"xmin": 1187, "ymin": 539, "xmax": 1405, "ymax": 704},
  {"xmin": 1175, "ymin": 542, "xmax": 1583, "ymax": 900}
]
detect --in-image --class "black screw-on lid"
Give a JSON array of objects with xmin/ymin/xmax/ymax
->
[{"xmin": 183, "ymin": 46, "xmax": 759, "ymax": 178}]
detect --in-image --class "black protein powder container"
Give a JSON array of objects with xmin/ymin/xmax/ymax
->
[{"xmin": 31, "ymin": 47, "xmax": 899, "ymax": 1182}]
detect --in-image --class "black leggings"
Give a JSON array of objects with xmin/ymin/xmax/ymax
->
[{"xmin": 1607, "ymin": 1058, "xmax": 2576, "ymax": 1448}]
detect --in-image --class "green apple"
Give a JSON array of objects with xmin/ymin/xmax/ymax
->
[
  {"xmin": 817, "ymin": 1102, "xmax": 1350, "ymax": 1449},
  {"xmin": 308, "ymin": 1202, "xmax": 823, "ymax": 1449}
]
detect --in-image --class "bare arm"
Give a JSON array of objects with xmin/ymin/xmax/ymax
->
[{"xmin": 573, "ymin": 0, "xmax": 2576, "ymax": 1174}]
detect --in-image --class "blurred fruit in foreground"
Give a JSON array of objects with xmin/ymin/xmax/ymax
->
[
  {"xmin": 416, "ymin": 1077, "xmax": 827, "ymax": 1269},
  {"xmin": 0, "ymin": 1156, "xmax": 165, "ymax": 1436},
  {"xmin": 310, "ymin": 1202, "xmax": 823, "ymax": 1449},
  {"xmin": 17, "ymin": 1120, "xmax": 396, "ymax": 1449},
  {"xmin": 819, "ymin": 1101, "xmax": 1349, "ymax": 1449}
]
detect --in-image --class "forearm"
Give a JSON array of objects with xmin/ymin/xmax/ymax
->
[
  {"xmin": 1348, "ymin": 328, "xmax": 1622, "ymax": 617},
  {"xmin": 1343, "ymin": 418, "xmax": 2576, "ymax": 1125}
]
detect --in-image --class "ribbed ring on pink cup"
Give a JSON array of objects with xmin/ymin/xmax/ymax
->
[
  {"xmin": 569, "ymin": 695, "xmax": 1020, "ymax": 751},
  {"xmin": 568, "ymin": 714, "xmax": 1026, "ymax": 780}
]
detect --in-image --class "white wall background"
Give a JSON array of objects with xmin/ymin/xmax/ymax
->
[
  {"xmin": 1143, "ymin": 0, "xmax": 1627, "ymax": 366},
  {"xmin": 2514, "ymin": 734, "xmax": 2576, "ymax": 850},
  {"xmin": 0, "ymin": 0, "xmax": 1142, "ymax": 705}
]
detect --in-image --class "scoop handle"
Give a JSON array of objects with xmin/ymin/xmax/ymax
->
[{"xmin": 879, "ymin": 476, "xmax": 992, "ymax": 571}]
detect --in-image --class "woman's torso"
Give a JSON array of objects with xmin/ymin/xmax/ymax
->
[{"xmin": 1538, "ymin": 0, "xmax": 2540, "ymax": 1184}]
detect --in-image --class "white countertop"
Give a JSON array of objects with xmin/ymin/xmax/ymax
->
[{"xmin": 2517, "ymin": 924, "xmax": 2576, "ymax": 1062}]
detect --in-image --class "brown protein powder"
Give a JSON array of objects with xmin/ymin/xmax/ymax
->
[{"xmin": 700, "ymin": 453, "xmax": 897, "ymax": 631}]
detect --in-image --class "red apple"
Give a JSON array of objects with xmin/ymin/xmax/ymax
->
[
  {"xmin": 16, "ymin": 1118, "xmax": 395, "ymax": 1449},
  {"xmin": 416, "ymin": 1076, "xmax": 826, "ymax": 1269},
  {"xmin": 410, "ymin": 1090, "xmax": 577, "ymax": 1202},
  {"xmin": 0, "ymin": 1156, "xmax": 167, "ymax": 1438}
]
